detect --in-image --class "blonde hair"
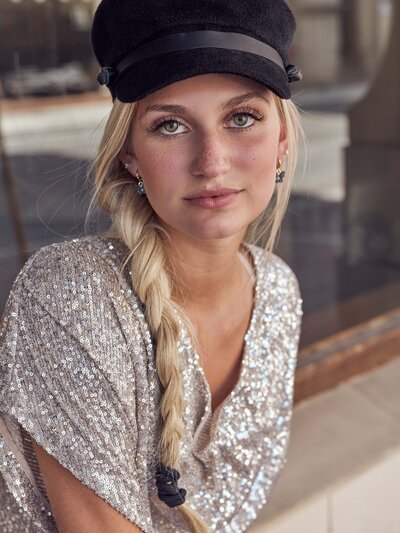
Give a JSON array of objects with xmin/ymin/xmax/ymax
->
[{"xmin": 88, "ymin": 92, "xmax": 303, "ymax": 533}]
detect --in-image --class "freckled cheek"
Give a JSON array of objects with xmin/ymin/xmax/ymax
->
[
  {"xmin": 137, "ymin": 145, "xmax": 185, "ymax": 185},
  {"xmin": 234, "ymin": 137, "xmax": 277, "ymax": 178}
]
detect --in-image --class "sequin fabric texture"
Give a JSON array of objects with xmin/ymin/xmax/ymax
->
[{"xmin": 0, "ymin": 235, "xmax": 303, "ymax": 532}]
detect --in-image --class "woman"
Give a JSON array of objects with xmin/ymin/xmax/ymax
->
[{"xmin": 0, "ymin": 0, "xmax": 303, "ymax": 532}]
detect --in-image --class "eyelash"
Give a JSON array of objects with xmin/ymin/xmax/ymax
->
[{"xmin": 147, "ymin": 107, "xmax": 265, "ymax": 137}]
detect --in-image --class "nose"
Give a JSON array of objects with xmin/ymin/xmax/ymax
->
[{"xmin": 189, "ymin": 133, "xmax": 231, "ymax": 179}]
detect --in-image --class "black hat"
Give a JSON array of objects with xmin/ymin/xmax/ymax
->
[{"xmin": 91, "ymin": 0, "xmax": 302, "ymax": 102}]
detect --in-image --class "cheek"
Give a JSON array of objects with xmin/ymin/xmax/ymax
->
[
  {"xmin": 236, "ymin": 134, "xmax": 278, "ymax": 215},
  {"xmin": 134, "ymin": 140, "xmax": 186, "ymax": 186},
  {"xmin": 235, "ymin": 133, "xmax": 278, "ymax": 179}
]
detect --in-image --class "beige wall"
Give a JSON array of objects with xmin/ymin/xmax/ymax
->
[
  {"xmin": 289, "ymin": 0, "xmax": 342, "ymax": 84},
  {"xmin": 286, "ymin": 0, "xmax": 392, "ymax": 85},
  {"xmin": 353, "ymin": 0, "xmax": 392, "ymax": 73}
]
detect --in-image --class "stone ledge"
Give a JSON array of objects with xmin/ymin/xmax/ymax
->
[{"xmin": 249, "ymin": 356, "xmax": 400, "ymax": 532}]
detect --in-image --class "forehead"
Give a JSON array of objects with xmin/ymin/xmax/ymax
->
[{"xmin": 136, "ymin": 73, "xmax": 273, "ymax": 110}]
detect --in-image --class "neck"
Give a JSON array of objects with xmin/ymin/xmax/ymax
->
[{"xmin": 167, "ymin": 233, "xmax": 254, "ymax": 312}]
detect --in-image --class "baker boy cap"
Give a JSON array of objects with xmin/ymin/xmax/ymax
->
[{"xmin": 91, "ymin": 0, "xmax": 302, "ymax": 102}]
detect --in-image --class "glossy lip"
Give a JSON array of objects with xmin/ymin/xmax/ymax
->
[{"xmin": 184, "ymin": 188, "xmax": 243, "ymax": 199}]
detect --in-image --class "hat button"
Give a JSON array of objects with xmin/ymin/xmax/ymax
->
[
  {"xmin": 285, "ymin": 64, "xmax": 303, "ymax": 83},
  {"xmin": 97, "ymin": 66, "xmax": 118, "ymax": 86}
]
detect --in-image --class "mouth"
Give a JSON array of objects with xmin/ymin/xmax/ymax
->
[
  {"xmin": 184, "ymin": 188, "xmax": 243, "ymax": 209},
  {"xmin": 184, "ymin": 188, "xmax": 243, "ymax": 200}
]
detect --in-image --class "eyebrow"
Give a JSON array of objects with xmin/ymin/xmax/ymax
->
[{"xmin": 139, "ymin": 91, "xmax": 270, "ymax": 119}]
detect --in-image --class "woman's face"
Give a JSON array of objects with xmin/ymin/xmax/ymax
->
[{"xmin": 121, "ymin": 73, "xmax": 288, "ymax": 244}]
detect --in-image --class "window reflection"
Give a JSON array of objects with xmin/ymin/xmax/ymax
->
[
  {"xmin": 1, "ymin": 0, "xmax": 399, "ymax": 352},
  {"xmin": 281, "ymin": 0, "xmax": 400, "ymax": 347}
]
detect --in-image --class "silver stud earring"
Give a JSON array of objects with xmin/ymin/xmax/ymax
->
[
  {"xmin": 134, "ymin": 170, "xmax": 146, "ymax": 196},
  {"xmin": 124, "ymin": 163, "xmax": 130, "ymax": 170},
  {"xmin": 275, "ymin": 158, "xmax": 285, "ymax": 183}
]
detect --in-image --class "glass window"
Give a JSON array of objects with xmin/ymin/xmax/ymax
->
[{"xmin": 1, "ymin": 0, "xmax": 399, "ymax": 372}]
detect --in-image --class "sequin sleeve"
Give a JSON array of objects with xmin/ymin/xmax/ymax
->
[
  {"xmin": 262, "ymin": 258, "xmax": 303, "ymax": 483},
  {"xmin": 225, "ymin": 256, "xmax": 303, "ymax": 530},
  {"xmin": 0, "ymin": 242, "xmax": 154, "ymax": 533}
]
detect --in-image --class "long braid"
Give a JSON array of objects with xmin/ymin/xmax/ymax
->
[
  {"xmin": 116, "ymin": 189, "xmax": 209, "ymax": 532},
  {"xmin": 90, "ymin": 100, "xmax": 208, "ymax": 531},
  {"xmin": 122, "ymin": 200, "xmax": 186, "ymax": 460}
]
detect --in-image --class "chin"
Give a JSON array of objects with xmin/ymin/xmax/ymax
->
[
  {"xmin": 161, "ymin": 214, "xmax": 251, "ymax": 243},
  {"xmin": 187, "ymin": 223, "xmax": 246, "ymax": 242}
]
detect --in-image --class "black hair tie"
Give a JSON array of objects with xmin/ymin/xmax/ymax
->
[{"xmin": 155, "ymin": 464, "xmax": 187, "ymax": 508}]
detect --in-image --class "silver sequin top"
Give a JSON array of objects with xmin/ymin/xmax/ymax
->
[{"xmin": 0, "ymin": 235, "xmax": 303, "ymax": 532}]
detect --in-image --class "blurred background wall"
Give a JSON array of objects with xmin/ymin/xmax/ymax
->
[
  {"xmin": 288, "ymin": 0, "xmax": 392, "ymax": 84},
  {"xmin": 0, "ymin": 0, "xmax": 399, "ymax": 351},
  {"xmin": 0, "ymin": 0, "xmax": 393, "ymax": 90}
]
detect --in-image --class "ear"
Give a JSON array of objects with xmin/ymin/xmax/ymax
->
[
  {"xmin": 119, "ymin": 136, "xmax": 138, "ymax": 169},
  {"xmin": 119, "ymin": 148, "xmax": 138, "ymax": 169},
  {"xmin": 277, "ymin": 121, "xmax": 289, "ymax": 161}
]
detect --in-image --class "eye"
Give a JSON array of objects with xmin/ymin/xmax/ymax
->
[
  {"xmin": 159, "ymin": 120, "xmax": 181, "ymax": 134},
  {"xmin": 232, "ymin": 114, "xmax": 253, "ymax": 127},
  {"xmin": 227, "ymin": 108, "xmax": 265, "ymax": 130},
  {"xmin": 148, "ymin": 117, "xmax": 188, "ymax": 136}
]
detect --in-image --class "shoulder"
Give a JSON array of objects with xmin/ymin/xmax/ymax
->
[
  {"xmin": 3, "ymin": 235, "xmax": 136, "ymax": 336},
  {"xmin": 246, "ymin": 243, "xmax": 303, "ymax": 320},
  {"xmin": 1, "ymin": 236, "xmax": 143, "ymax": 379},
  {"xmin": 247, "ymin": 243, "xmax": 301, "ymax": 292},
  {"xmin": 246, "ymin": 245, "xmax": 303, "ymax": 359},
  {"xmin": 12, "ymin": 235, "xmax": 128, "ymax": 301}
]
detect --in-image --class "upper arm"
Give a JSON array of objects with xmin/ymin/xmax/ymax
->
[
  {"xmin": 32, "ymin": 439, "xmax": 144, "ymax": 533},
  {"xmin": 0, "ymin": 243, "xmax": 154, "ymax": 533}
]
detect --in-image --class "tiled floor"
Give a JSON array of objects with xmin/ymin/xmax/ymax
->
[
  {"xmin": 250, "ymin": 494, "xmax": 328, "ymax": 533},
  {"xmin": 331, "ymin": 448, "xmax": 400, "ymax": 533}
]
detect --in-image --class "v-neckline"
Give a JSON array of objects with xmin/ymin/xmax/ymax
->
[{"xmin": 185, "ymin": 242, "xmax": 262, "ymax": 428}]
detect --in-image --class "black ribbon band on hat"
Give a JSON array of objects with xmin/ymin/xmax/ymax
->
[
  {"xmin": 116, "ymin": 30, "xmax": 285, "ymax": 72},
  {"xmin": 155, "ymin": 463, "xmax": 187, "ymax": 508},
  {"xmin": 97, "ymin": 30, "xmax": 303, "ymax": 88}
]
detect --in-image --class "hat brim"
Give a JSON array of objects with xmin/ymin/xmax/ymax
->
[{"xmin": 113, "ymin": 47, "xmax": 291, "ymax": 102}]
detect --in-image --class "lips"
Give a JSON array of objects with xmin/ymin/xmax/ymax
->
[
  {"xmin": 184, "ymin": 188, "xmax": 243, "ymax": 209},
  {"xmin": 184, "ymin": 188, "xmax": 242, "ymax": 199}
]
